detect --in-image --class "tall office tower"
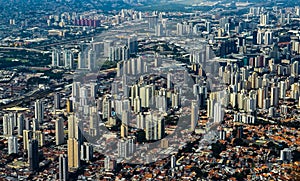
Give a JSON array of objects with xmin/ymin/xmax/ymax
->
[
  {"xmin": 56, "ymin": 118, "xmax": 65, "ymax": 145},
  {"xmin": 279, "ymin": 81, "xmax": 286, "ymax": 99},
  {"xmin": 213, "ymin": 102, "xmax": 224, "ymax": 123},
  {"xmin": 155, "ymin": 24, "xmax": 163, "ymax": 36},
  {"xmin": 8, "ymin": 136, "xmax": 18, "ymax": 154},
  {"xmin": 264, "ymin": 30, "xmax": 273, "ymax": 45},
  {"xmin": 63, "ymin": 50, "xmax": 74, "ymax": 69},
  {"xmin": 191, "ymin": 100, "xmax": 199, "ymax": 131},
  {"xmin": 59, "ymin": 154, "xmax": 69, "ymax": 181},
  {"xmin": 128, "ymin": 35, "xmax": 138, "ymax": 55},
  {"xmin": 35, "ymin": 100, "xmax": 44, "ymax": 124},
  {"xmin": 67, "ymin": 138, "xmax": 80, "ymax": 170},
  {"xmin": 271, "ymin": 86, "xmax": 279, "ymax": 106},
  {"xmin": 28, "ymin": 139, "xmax": 39, "ymax": 171},
  {"xmin": 280, "ymin": 148, "xmax": 292, "ymax": 162},
  {"xmin": 17, "ymin": 113, "xmax": 24, "ymax": 136},
  {"xmin": 88, "ymin": 49, "xmax": 96, "ymax": 71},
  {"xmin": 291, "ymin": 61, "xmax": 299, "ymax": 77},
  {"xmin": 260, "ymin": 13, "xmax": 269, "ymax": 26},
  {"xmin": 121, "ymin": 111, "xmax": 129, "ymax": 138},
  {"xmin": 80, "ymin": 142, "xmax": 93, "ymax": 161},
  {"xmin": 23, "ymin": 130, "xmax": 32, "ymax": 150},
  {"xmin": 52, "ymin": 48, "xmax": 61, "ymax": 67},
  {"xmin": 54, "ymin": 93, "xmax": 61, "ymax": 109},
  {"xmin": 102, "ymin": 95, "xmax": 112, "ymax": 120}
]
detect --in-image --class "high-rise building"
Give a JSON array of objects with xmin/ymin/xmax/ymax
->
[
  {"xmin": 68, "ymin": 114, "xmax": 82, "ymax": 142},
  {"xmin": 80, "ymin": 142, "xmax": 93, "ymax": 161},
  {"xmin": 54, "ymin": 93, "xmax": 61, "ymax": 109},
  {"xmin": 271, "ymin": 86, "xmax": 279, "ymax": 106},
  {"xmin": 52, "ymin": 49, "xmax": 61, "ymax": 67},
  {"xmin": 121, "ymin": 111, "xmax": 129, "ymax": 138},
  {"xmin": 191, "ymin": 100, "xmax": 199, "ymax": 131},
  {"xmin": 8, "ymin": 136, "xmax": 18, "ymax": 154},
  {"xmin": 219, "ymin": 130, "xmax": 226, "ymax": 140},
  {"xmin": 280, "ymin": 148, "xmax": 292, "ymax": 163},
  {"xmin": 213, "ymin": 102, "xmax": 224, "ymax": 123},
  {"xmin": 56, "ymin": 118, "xmax": 65, "ymax": 145},
  {"xmin": 28, "ymin": 139, "xmax": 39, "ymax": 171},
  {"xmin": 145, "ymin": 113, "xmax": 164, "ymax": 141},
  {"xmin": 59, "ymin": 154, "xmax": 69, "ymax": 181},
  {"xmin": 66, "ymin": 99, "xmax": 73, "ymax": 113},
  {"xmin": 23, "ymin": 130, "xmax": 32, "ymax": 150},
  {"xmin": 104, "ymin": 156, "xmax": 115, "ymax": 171},
  {"xmin": 63, "ymin": 50, "xmax": 74, "ymax": 69},
  {"xmin": 260, "ymin": 13, "xmax": 269, "ymax": 26},
  {"xmin": 3, "ymin": 114, "xmax": 13, "ymax": 136},
  {"xmin": 88, "ymin": 49, "xmax": 96, "ymax": 71},
  {"xmin": 171, "ymin": 155, "xmax": 176, "ymax": 168},
  {"xmin": 291, "ymin": 61, "xmax": 299, "ymax": 77},
  {"xmin": 35, "ymin": 100, "xmax": 44, "ymax": 124},
  {"xmin": 17, "ymin": 113, "xmax": 24, "ymax": 136},
  {"xmin": 264, "ymin": 30, "xmax": 273, "ymax": 45},
  {"xmin": 155, "ymin": 24, "xmax": 163, "ymax": 36},
  {"xmin": 279, "ymin": 81, "xmax": 286, "ymax": 99},
  {"xmin": 33, "ymin": 130, "xmax": 45, "ymax": 147},
  {"xmin": 102, "ymin": 95, "xmax": 112, "ymax": 120},
  {"xmin": 67, "ymin": 138, "xmax": 80, "ymax": 170},
  {"xmin": 128, "ymin": 35, "xmax": 138, "ymax": 55}
]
